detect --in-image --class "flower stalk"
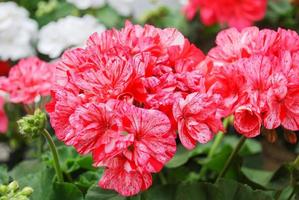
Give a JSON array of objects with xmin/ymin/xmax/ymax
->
[
  {"xmin": 199, "ymin": 117, "xmax": 230, "ymax": 179},
  {"xmin": 215, "ymin": 135, "xmax": 246, "ymax": 184},
  {"xmin": 42, "ymin": 129, "xmax": 64, "ymax": 182}
]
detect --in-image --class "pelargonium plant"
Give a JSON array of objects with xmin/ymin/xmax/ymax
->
[{"xmin": 0, "ymin": 2, "xmax": 299, "ymax": 199}]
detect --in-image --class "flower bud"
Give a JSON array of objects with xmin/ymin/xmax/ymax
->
[
  {"xmin": 15, "ymin": 196, "xmax": 29, "ymax": 200},
  {"xmin": 263, "ymin": 128, "xmax": 277, "ymax": 143},
  {"xmin": 284, "ymin": 129, "xmax": 297, "ymax": 144},
  {"xmin": 17, "ymin": 109, "xmax": 46, "ymax": 138},
  {"xmin": 8, "ymin": 181, "xmax": 19, "ymax": 192},
  {"xmin": 19, "ymin": 187, "xmax": 33, "ymax": 197},
  {"xmin": 0, "ymin": 184, "xmax": 8, "ymax": 195}
]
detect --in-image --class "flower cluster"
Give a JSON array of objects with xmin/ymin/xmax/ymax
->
[
  {"xmin": 184, "ymin": 0, "xmax": 267, "ymax": 30},
  {"xmin": 47, "ymin": 21, "xmax": 224, "ymax": 196},
  {"xmin": 0, "ymin": 57, "xmax": 55, "ymax": 104},
  {"xmin": 204, "ymin": 27, "xmax": 299, "ymax": 137},
  {"xmin": 0, "ymin": 2, "xmax": 37, "ymax": 60},
  {"xmin": 38, "ymin": 15, "xmax": 106, "ymax": 58}
]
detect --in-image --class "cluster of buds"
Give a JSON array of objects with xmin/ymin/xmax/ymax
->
[
  {"xmin": 17, "ymin": 109, "xmax": 46, "ymax": 138},
  {"xmin": 0, "ymin": 181, "xmax": 33, "ymax": 200}
]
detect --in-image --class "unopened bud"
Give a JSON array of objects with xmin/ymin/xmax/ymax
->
[
  {"xmin": 284, "ymin": 129, "xmax": 297, "ymax": 144},
  {"xmin": 8, "ymin": 181, "xmax": 19, "ymax": 192},
  {"xmin": 15, "ymin": 196, "xmax": 29, "ymax": 200},
  {"xmin": 0, "ymin": 184, "xmax": 8, "ymax": 195},
  {"xmin": 18, "ymin": 109, "xmax": 46, "ymax": 138},
  {"xmin": 263, "ymin": 128, "xmax": 277, "ymax": 143},
  {"xmin": 19, "ymin": 187, "xmax": 33, "ymax": 196}
]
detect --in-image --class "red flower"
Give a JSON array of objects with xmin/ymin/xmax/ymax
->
[
  {"xmin": 0, "ymin": 57, "xmax": 55, "ymax": 104},
  {"xmin": 173, "ymin": 92, "xmax": 223, "ymax": 149},
  {"xmin": 205, "ymin": 27, "xmax": 299, "ymax": 137},
  {"xmin": 184, "ymin": 0, "xmax": 267, "ymax": 30},
  {"xmin": 234, "ymin": 105, "xmax": 262, "ymax": 138},
  {"xmin": 94, "ymin": 101, "xmax": 176, "ymax": 196},
  {"xmin": 99, "ymin": 156, "xmax": 152, "ymax": 197},
  {"xmin": 0, "ymin": 97, "xmax": 8, "ymax": 133},
  {"xmin": 47, "ymin": 21, "xmax": 209, "ymax": 196}
]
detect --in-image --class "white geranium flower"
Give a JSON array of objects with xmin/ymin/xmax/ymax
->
[
  {"xmin": 0, "ymin": 2, "xmax": 37, "ymax": 60},
  {"xmin": 107, "ymin": 0, "xmax": 182, "ymax": 18},
  {"xmin": 38, "ymin": 15, "xmax": 106, "ymax": 58},
  {"xmin": 67, "ymin": 0, "xmax": 105, "ymax": 9},
  {"xmin": 107, "ymin": 0, "xmax": 135, "ymax": 16}
]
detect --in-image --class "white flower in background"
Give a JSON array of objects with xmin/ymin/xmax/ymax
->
[
  {"xmin": 67, "ymin": 0, "xmax": 105, "ymax": 10},
  {"xmin": 107, "ymin": 0, "xmax": 135, "ymax": 16},
  {"xmin": 107, "ymin": 0, "xmax": 182, "ymax": 18},
  {"xmin": 0, "ymin": 2, "xmax": 37, "ymax": 60},
  {"xmin": 38, "ymin": 15, "xmax": 106, "ymax": 58}
]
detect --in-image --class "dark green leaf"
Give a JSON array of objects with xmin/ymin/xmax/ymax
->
[
  {"xmin": 9, "ymin": 160, "xmax": 42, "ymax": 179},
  {"xmin": 85, "ymin": 184, "xmax": 125, "ymax": 200},
  {"xmin": 0, "ymin": 165, "xmax": 8, "ymax": 184},
  {"xmin": 216, "ymin": 179, "xmax": 274, "ymax": 200},
  {"xmin": 176, "ymin": 182, "xmax": 220, "ymax": 200},
  {"xmin": 166, "ymin": 144, "xmax": 209, "ymax": 168},
  {"xmin": 50, "ymin": 182, "xmax": 83, "ymax": 200},
  {"xmin": 16, "ymin": 166, "xmax": 55, "ymax": 200},
  {"xmin": 143, "ymin": 185, "xmax": 176, "ymax": 200},
  {"xmin": 75, "ymin": 170, "xmax": 102, "ymax": 189},
  {"xmin": 241, "ymin": 167, "xmax": 273, "ymax": 186}
]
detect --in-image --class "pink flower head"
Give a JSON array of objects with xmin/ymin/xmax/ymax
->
[
  {"xmin": 184, "ymin": 0, "xmax": 267, "ymax": 30},
  {"xmin": 0, "ymin": 97, "xmax": 8, "ymax": 133},
  {"xmin": 234, "ymin": 105, "xmax": 262, "ymax": 138},
  {"xmin": 0, "ymin": 57, "xmax": 55, "ymax": 104},
  {"xmin": 99, "ymin": 156, "xmax": 152, "ymax": 197},
  {"xmin": 173, "ymin": 92, "xmax": 223, "ymax": 149},
  {"xmin": 205, "ymin": 27, "xmax": 299, "ymax": 137},
  {"xmin": 47, "ymin": 22, "xmax": 209, "ymax": 196}
]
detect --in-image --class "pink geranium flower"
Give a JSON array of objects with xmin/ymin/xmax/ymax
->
[
  {"xmin": 0, "ymin": 57, "xmax": 55, "ymax": 104},
  {"xmin": 47, "ymin": 21, "xmax": 214, "ymax": 196},
  {"xmin": 205, "ymin": 27, "xmax": 299, "ymax": 137},
  {"xmin": 184, "ymin": 0, "xmax": 267, "ymax": 30},
  {"xmin": 173, "ymin": 92, "xmax": 223, "ymax": 149}
]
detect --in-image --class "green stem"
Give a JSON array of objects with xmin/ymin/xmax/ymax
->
[
  {"xmin": 198, "ymin": 118, "xmax": 230, "ymax": 179},
  {"xmin": 158, "ymin": 171, "xmax": 167, "ymax": 185},
  {"xmin": 293, "ymin": 155, "xmax": 299, "ymax": 169},
  {"xmin": 286, "ymin": 189, "xmax": 295, "ymax": 200},
  {"xmin": 215, "ymin": 136, "xmax": 246, "ymax": 184},
  {"xmin": 42, "ymin": 129, "xmax": 64, "ymax": 182}
]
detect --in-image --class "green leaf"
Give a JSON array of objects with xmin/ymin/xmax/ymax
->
[
  {"xmin": 241, "ymin": 167, "xmax": 273, "ymax": 186},
  {"xmin": 50, "ymin": 182, "xmax": 83, "ymax": 200},
  {"xmin": 43, "ymin": 146, "xmax": 93, "ymax": 173},
  {"xmin": 268, "ymin": 164, "xmax": 293, "ymax": 190},
  {"xmin": 85, "ymin": 184, "xmax": 125, "ymax": 200},
  {"xmin": 223, "ymin": 136, "xmax": 262, "ymax": 156},
  {"xmin": 15, "ymin": 166, "xmax": 55, "ymax": 200},
  {"xmin": 0, "ymin": 165, "xmax": 8, "ymax": 184},
  {"xmin": 216, "ymin": 179, "xmax": 274, "ymax": 200},
  {"xmin": 176, "ymin": 182, "xmax": 220, "ymax": 200},
  {"xmin": 166, "ymin": 144, "xmax": 209, "ymax": 168},
  {"xmin": 75, "ymin": 170, "xmax": 103, "ymax": 189},
  {"xmin": 143, "ymin": 185, "xmax": 177, "ymax": 200},
  {"xmin": 166, "ymin": 145, "xmax": 191, "ymax": 168},
  {"xmin": 9, "ymin": 160, "xmax": 42, "ymax": 179}
]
